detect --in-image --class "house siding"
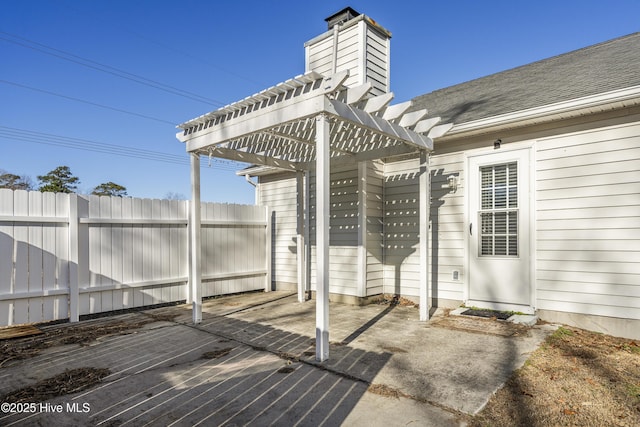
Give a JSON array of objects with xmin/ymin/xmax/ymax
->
[
  {"xmin": 366, "ymin": 160, "xmax": 384, "ymax": 296},
  {"xmin": 429, "ymin": 152, "xmax": 466, "ymax": 303},
  {"xmin": 381, "ymin": 154, "xmax": 465, "ymax": 302},
  {"xmin": 257, "ymin": 118, "xmax": 640, "ymax": 335},
  {"xmin": 306, "ymin": 23, "xmax": 362, "ymax": 88},
  {"xmin": 535, "ymin": 121, "xmax": 640, "ymax": 321},
  {"xmin": 258, "ymin": 173, "xmax": 298, "ymax": 289},
  {"xmin": 382, "ymin": 158, "xmax": 421, "ymax": 297},
  {"xmin": 309, "ymin": 165, "xmax": 360, "ymax": 296},
  {"xmin": 259, "ymin": 162, "xmax": 384, "ymax": 298},
  {"xmin": 364, "ymin": 26, "xmax": 389, "ymax": 96},
  {"xmin": 305, "ymin": 19, "xmax": 389, "ymax": 95}
]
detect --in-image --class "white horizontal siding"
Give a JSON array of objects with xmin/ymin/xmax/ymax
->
[
  {"xmin": 307, "ymin": 23, "xmax": 361, "ymax": 88},
  {"xmin": 307, "ymin": 165, "xmax": 360, "ymax": 295},
  {"xmin": 426, "ymin": 153, "xmax": 465, "ymax": 302},
  {"xmin": 535, "ymin": 122, "xmax": 640, "ymax": 320},
  {"xmin": 259, "ymin": 174, "xmax": 298, "ymax": 287},
  {"xmin": 366, "ymin": 161, "xmax": 384, "ymax": 296},
  {"xmin": 309, "ymin": 246, "xmax": 359, "ymax": 296},
  {"xmin": 365, "ymin": 26, "xmax": 389, "ymax": 95},
  {"xmin": 306, "ymin": 36, "xmax": 333, "ymax": 75},
  {"xmin": 383, "ymin": 158, "xmax": 421, "ymax": 296},
  {"xmin": 306, "ymin": 20, "xmax": 389, "ymax": 95}
]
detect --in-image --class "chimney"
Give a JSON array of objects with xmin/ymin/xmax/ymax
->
[
  {"xmin": 325, "ymin": 6, "xmax": 360, "ymax": 29},
  {"xmin": 304, "ymin": 7, "xmax": 392, "ymax": 96}
]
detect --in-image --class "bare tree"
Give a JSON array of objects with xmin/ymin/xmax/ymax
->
[{"xmin": 0, "ymin": 169, "xmax": 34, "ymax": 190}]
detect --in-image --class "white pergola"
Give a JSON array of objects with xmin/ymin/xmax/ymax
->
[{"xmin": 177, "ymin": 71, "xmax": 450, "ymax": 361}]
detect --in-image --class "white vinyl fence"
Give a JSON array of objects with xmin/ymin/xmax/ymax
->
[{"xmin": 0, "ymin": 189, "xmax": 270, "ymax": 327}]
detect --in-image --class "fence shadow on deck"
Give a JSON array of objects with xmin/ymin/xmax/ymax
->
[{"xmin": 1, "ymin": 301, "xmax": 392, "ymax": 426}]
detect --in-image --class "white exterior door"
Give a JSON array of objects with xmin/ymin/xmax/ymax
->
[{"xmin": 468, "ymin": 148, "xmax": 532, "ymax": 312}]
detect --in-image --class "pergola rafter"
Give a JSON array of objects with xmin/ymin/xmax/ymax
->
[{"xmin": 177, "ymin": 71, "xmax": 451, "ymax": 362}]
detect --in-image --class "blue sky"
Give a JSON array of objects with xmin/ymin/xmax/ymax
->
[{"xmin": 1, "ymin": 0, "xmax": 638, "ymax": 204}]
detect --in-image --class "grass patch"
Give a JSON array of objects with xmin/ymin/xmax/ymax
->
[
  {"xmin": 620, "ymin": 342, "xmax": 640, "ymax": 354},
  {"xmin": 627, "ymin": 384, "xmax": 640, "ymax": 400},
  {"xmin": 554, "ymin": 326, "xmax": 574, "ymax": 337},
  {"xmin": 470, "ymin": 326, "xmax": 640, "ymax": 426},
  {"xmin": 546, "ymin": 326, "xmax": 574, "ymax": 346}
]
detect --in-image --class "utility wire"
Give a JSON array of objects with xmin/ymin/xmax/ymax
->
[
  {"xmin": 0, "ymin": 31, "xmax": 226, "ymax": 108},
  {"xmin": 0, "ymin": 79, "xmax": 177, "ymax": 125},
  {"xmin": 58, "ymin": 2, "xmax": 268, "ymax": 89},
  {"xmin": 0, "ymin": 126, "xmax": 242, "ymax": 171},
  {"xmin": 100, "ymin": 24, "xmax": 266, "ymax": 90},
  {"xmin": 124, "ymin": 32, "xmax": 267, "ymax": 89}
]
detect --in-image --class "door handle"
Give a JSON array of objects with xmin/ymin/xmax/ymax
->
[{"xmin": 469, "ymin": 223, "xmax": 473, "ymax": 236}]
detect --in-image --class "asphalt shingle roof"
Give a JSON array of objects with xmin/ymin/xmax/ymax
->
[{"xmin": 410, "ymin": 32, "xmax": 640, "ymax": 125}]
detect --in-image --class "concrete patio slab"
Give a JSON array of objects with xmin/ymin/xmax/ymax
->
[{"xmin": 0, "ymin": 291, "xmax": 555, "ymax": 426}]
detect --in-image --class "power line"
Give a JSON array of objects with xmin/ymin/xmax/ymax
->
[
  {"xmin": 124, "ymin": 32, "xmax": 267, "ymax": 89},
  {"xmin": 57, "ymin": 2, "xmax": 268, "ymax": 89},
  {"xmin": 0, "ymin": 31, "xmax": 226, "ymax": 108},
  {"xmin": 0, "ymin": 79, "xmax": 177, "ymax": 125},
  {"xmin": 0, "ymin": 126, "xmax": 242, "ymax": 171}
]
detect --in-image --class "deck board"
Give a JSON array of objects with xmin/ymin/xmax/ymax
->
[{"xmin": 0, "ymin": 325, "xmax": 43, "ymax": 340}]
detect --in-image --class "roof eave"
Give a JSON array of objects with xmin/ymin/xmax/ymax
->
[{"xmin": 436, "ymin": 85, "xmax": 640, "ymax": 141}]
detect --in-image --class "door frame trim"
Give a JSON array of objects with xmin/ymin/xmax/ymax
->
[{"xmin": 463, "ymin": 142, "xmax": 536, "ymax": 313}]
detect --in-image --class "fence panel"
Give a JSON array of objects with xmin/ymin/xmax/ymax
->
[
  {"xmin": 55, "ymin": 193, "xmax": 70, "ymax": 318},
  {"xmin": 42, "ymin": 192, "xmax": 66, "ymax": 321},
  {"xmin": 13, "ymin": 191, "xmax": 29, "ymax": 324},
  {"xmin": 0, "ymin": 190, "xmax": 15, "ymax": 325},
  {"xmin": 200, "ymin": 202, "xmax": 268, "ymax": 297},
  {"xmin": 0, "ymin": 190, "xmax": 71, "ymax": 325},
  {"xmin": 120, "ymin": 197, "xmax": 134, "ymax": 308},
  {"xmin": 0, "ymin": 189, "xmax": 269, "ymax": 326}
]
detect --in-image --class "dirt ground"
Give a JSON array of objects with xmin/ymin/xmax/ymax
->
[
  {"xmin": 0, "ymin": 313, "xmax": 174, "ymax": 405},
  {"xmin": 470, "ymin": 325, "xmax": 640, "ymax": 427},
  {"xmin": 0, "ymin": 311, "xmax": 178, "ymax": 368}
]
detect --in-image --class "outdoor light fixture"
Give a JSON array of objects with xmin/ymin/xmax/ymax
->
[
  {"xmin": 446, "ymin": 175, "xmax": 458, "ymax": 193},
  {"xmin": 494, "ymin": 139, "xmax": 502, "ymax": 149}
]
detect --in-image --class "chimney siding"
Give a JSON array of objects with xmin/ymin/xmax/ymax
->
[{"xmin": 305, "ymin": 13, "xmax": 391, "ymax": 96}]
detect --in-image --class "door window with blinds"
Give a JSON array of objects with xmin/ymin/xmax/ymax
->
[{"xmin": 479, "ymin": 162, "xmax": 518, "ymax": 256}]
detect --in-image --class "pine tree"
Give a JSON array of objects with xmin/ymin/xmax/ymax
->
[
  {"xmin": 37, "ymin": 166, "xmax": 80, "ymax": 193},
  {"xmin": 91, "ymin": 182, "xmax": 127, "ymax": 197}
]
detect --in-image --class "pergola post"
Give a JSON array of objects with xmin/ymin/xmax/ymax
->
[
  {"xmin": 419, "ymin": 150, "xmax": 430, "ymax": 321},
  {"xmin": 357, "ymin": 161, "xmax": 367, "ymax": 298},
  {"xmin": 316, "ymin": 114, "xmax": 330, "ymax": 362},
  {"xmin": 296, "ymin": 170, "xmax": 306, "ymax": 303},
  {"xmin": 190, "ymin": 152, "xmax": 202, "ymax": 324},
  {"xmin": 304, "ymin": 171, "xmax": 311, "ymax": 297}
]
